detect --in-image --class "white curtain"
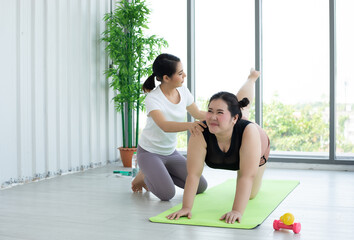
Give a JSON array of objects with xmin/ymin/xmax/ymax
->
[{"xmin": 0, "ymin": 0, "xmax": 121, "ymax": 187}]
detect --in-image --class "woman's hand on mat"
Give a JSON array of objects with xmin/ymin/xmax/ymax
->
[
  {"xmin": 188, "ymin": 121, "xmax": 206, "ymax": 136},
  {"xmin": 166, "ymin": 208, "xmax": 192, "ymax": 220},
  {"xmin": 220, "ymin": 210, "xmax": 242, "ymax": 224}
]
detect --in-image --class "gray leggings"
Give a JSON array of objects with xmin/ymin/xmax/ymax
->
[{"xmin": 137, "ymin": 145, "xmax": 208, "ymax": 201}]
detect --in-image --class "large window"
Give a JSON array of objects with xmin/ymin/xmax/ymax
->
[
  {"xmin": 263, "ymin": 0, "xmax": 329, "ymax": 157},
  {"xmin": 141, "ymin": 0, "xmax": 354, "ymax": 163},
  {"xmin": 147, "ymin": 0, "xmax": 187, "ymax": 66},
  {"xmin": 336, "ymin": 0, "xmax": 354, "ymax": 158},
  {"xmin": 144, "ymin": 0, "xmax": 187, "ymax": 150},
  {"xmin": 195, "ymin": 0, "xmax": 255, "ymax": 118}
]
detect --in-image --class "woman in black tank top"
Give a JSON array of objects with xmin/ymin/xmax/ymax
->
[{"xmin": 167, "ymin": 70, "xmax": 270, "ymax": 224}]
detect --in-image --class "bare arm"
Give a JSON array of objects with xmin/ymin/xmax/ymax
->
[
  {"xmin": 150, "ymin": 110, "xmax": 206, "ymax": 136},
  {"xmin": 186, "ymin": 102, "xmax": 207, "ymax": 121},
  {"xmin": 220, "ymin": 124, "xmax": 261, "ymax": 224},
  {"xmin": 166, "ymin": 133, "xmax": 207, "ymax": 220}
]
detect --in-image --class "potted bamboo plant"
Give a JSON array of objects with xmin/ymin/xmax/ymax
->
[{"xmin": 102, "ymin": 0, "xmax": 167, "ymax": 167}]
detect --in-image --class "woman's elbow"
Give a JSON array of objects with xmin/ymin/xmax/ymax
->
[
  {"xmin": 160, "ymin": 127, "xmax": 168, "ymax": 132},
  {"xmin": 197, "ymin": 112, "xmax": 206, "ymax": 121},
  {"xmin": 158, "ymin": 124, "xmax": 171, "ymax": 133}
]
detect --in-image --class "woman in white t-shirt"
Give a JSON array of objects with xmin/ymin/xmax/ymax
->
[{"xmin": 132, "ymin": 53, "xmax": 208, "ymax": 201}]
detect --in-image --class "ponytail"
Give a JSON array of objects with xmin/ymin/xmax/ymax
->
[
  {"xmin": 142, "ymin": 53, "xmax": 181, "ymax": 93},
  {"xmin": 142, "ymin": 73, "xmax": 156, "ymax": 93},
  {"xmin": 238, "ymin": 98, "xmax": 250, "ymax": 108}
]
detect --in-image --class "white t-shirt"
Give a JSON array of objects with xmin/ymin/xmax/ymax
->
[{"xmin": 139, "ymin": 85, "xmax": 194, "ymax": 155}]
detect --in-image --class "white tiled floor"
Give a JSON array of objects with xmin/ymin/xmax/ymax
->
[{"xmin": 1, "ymin": 162, "xmax": 353, "ymax": 240}]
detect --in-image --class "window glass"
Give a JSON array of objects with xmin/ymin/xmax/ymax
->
[
  {"xmin": 195, "ymin": 0, "xmax": 255, "ymax": 120},
  {"xmin": 144, "ymin": 0, "xmax": 187, "ymax": 151},
  {"xmin": 263, "ymin": 0, "xmax": 329, "ymax": 156},
  {"xmin": 336, "ymin": 0, "xmax": 354, "ymax": 158}
]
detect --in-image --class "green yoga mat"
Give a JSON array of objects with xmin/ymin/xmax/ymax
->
[{"xmin": 149, "ymin": 179, "xmax": 299, "ymax": 229}]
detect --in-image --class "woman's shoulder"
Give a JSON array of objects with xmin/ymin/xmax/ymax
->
[
  {"xmin": 202, "ymin": 121, "xmax": 211, "ymax": 140},
  {"xmin": 239, "ymin": 119, "xmax": 262, "ymax": 131},
  {"xmin": 241, "ymin": 121, "xmax": 259, "ymax": 139},
  {"xmin": 177, "ymin": 85, "xmax": 191, "ymax": 95},
  {"xmin": 236, "ymin": 119, "xmax": 252, "ymax": 130},
  {"xmin": 239, "ymin": 118, "xmax": 252, "ymax": 124},
  {"xmin": 145, "ymin": 86, "xmax": 162, "ymax": 99},
  {"xmin": 146, "ymin": 85, "xmax": 161, "ymax": 94},
  {"xmin": 190, "ymin": 127, "xmax": 208, "ymax": 149}
]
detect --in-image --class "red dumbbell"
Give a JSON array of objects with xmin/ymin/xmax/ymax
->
[{"xmin": 273, "ymin": 219, "xmax": 301, "ymax": 234}]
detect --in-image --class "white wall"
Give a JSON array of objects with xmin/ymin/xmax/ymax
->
[{"xmin": 0, "ymin": 0, "xmax": 121, "ymax": 187}]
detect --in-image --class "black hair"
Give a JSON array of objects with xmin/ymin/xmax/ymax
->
[
  {"xmin": 142, "ymin": 53, "xmax": 181, "ymax": 92},
  {"xmin": 208, "ymin": 91, "xmax": 249, "ymax": 119}
]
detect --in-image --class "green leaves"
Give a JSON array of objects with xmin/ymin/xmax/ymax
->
[
  {"xmin": 102, "ymin": 0, "xmax": 168, "ymax": 147},
  {"xmin": 250, "ymin": 97, "xmax": 353, "ymax": 153},
  {"xmin": 102, "ymin": 0, "xmax": 167, "ymax": 111},
  {"xmin": 262, "ymin": 98, "xmax": 329, "ymax": 152}
]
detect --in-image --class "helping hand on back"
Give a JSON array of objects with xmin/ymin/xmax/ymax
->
[{"xmin": 188, "ymin": 121, "xmax": 207, "ymax": 137}]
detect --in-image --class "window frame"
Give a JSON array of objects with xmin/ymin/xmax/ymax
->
[{"xmin": 186, "ymin": 0, "xmax": 354, "ymax": 165}]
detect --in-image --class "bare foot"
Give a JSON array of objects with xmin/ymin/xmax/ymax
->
[
  {"xmin": 131, "ymin": 170, "xmax": 149, "ymax": 193},
  {"xmin": 248, "ymin": 68, "xmax": 260, "ymax": 82}
]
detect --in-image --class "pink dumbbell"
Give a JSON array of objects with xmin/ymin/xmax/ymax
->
[{"xmin": 273, "ymin": 219, "xmax": 301, "ymax": 234}]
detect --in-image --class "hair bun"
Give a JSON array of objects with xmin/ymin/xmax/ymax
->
[{"xmin": 238, "ymin": 98, "xmax": 250, "ymax": 108}]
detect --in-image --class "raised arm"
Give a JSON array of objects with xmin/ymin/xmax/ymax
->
[
  {"xmin": 166, "ymin": 133, "xmax": 207, "ymax": 220},
  {"xmin": 220, "ymin": 124, "xmax": 261, "ymax": 224},
  {"xmin": 236, "ymin": 69, "xmax": 260, "ymax": 120},
  {"xmin": 150, "ymin": 109, "xmax": 206, "ymax": 136}
]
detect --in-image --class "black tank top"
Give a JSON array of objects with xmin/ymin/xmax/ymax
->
[{"xmin": 203, "ymin": 119, "xmax": 251, "ymax": 171}]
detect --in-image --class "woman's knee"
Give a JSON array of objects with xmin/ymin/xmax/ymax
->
[
  {"xmin": 155, "ymin": 186, "xmax": 176, "ymax": 201},
  {"xmin": 249, "ymin": 190, "xmax": 259, "ymax": 200},
  {"xmin": 197, "ymin": 176, "xmax": 208, "ymax": 194},
  {"xmin": 144, "ymin": 177, "xmax": 176, "ymax": 201}
]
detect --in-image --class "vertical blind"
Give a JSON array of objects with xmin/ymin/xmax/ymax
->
[{"xmin": 0, "ymin": 0, "xmax": 121, "ymax": 187}]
